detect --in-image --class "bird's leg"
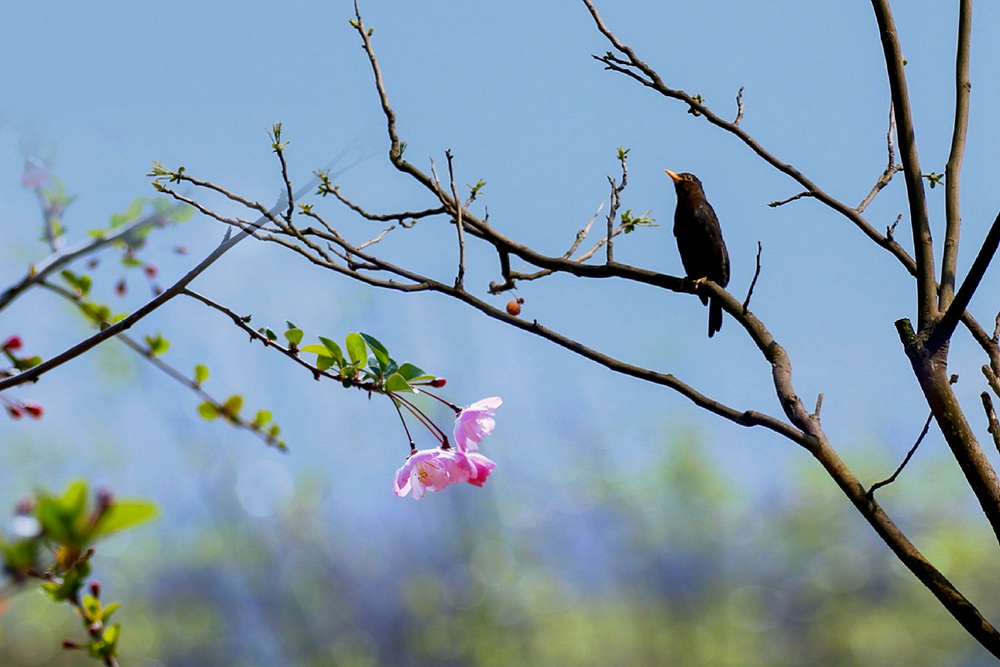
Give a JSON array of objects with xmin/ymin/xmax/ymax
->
[{"xmin": 688, "ymin": 276, "xmax": 708, "ymax": 293}]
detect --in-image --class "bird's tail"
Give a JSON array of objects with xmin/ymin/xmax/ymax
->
[{"xmin": 708, "ymin": 297, "xmax": 723, "ymax": 338}]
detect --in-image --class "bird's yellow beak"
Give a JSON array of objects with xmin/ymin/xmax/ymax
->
[{"xmin": 665, "ymin": 170, "xmax": 681, "ymax": 181}]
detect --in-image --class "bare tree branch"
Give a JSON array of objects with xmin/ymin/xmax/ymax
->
[
  {"xmin": 940, "ymin": 0, "xmax": 973, "ymax": 311},
  {"xmin": 857, "ymin": 105, "xmax": 904, "ymax": 213},
  {"xmin": 870, "ymin": 0, "xmax": 937, "ymax": 329},
  {"xmin": 0, "ymin": 212, "xmax": 173, "ymax": 313},
  {"xmin": 929, "ymin": 210, "xmax": 1000, "ymax": 352}
]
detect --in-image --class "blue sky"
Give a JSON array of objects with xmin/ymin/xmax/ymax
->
[{"xmin": 3, "ymin": 1, "xmax": 1000, "ymax": 527}]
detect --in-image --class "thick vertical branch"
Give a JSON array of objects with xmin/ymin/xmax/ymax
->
[
  {"xmin": 897, "ymin": 319, "xmax": 1000, "ymax": 544},
  {"xmin": 930, "ymin": 210, "xmax": 1000, "ymax": 352},
  {"xmin": 870, "ymin": 0, "xmax": 937, "ymax": 330},
  {"xmin": 940, "ymin": 0, "xmax": 973, "ymax": 311}
]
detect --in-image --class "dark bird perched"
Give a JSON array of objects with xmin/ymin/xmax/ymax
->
[{"xmin": 666, "ymin": 170, "xmax": 730, "ymax": 337}]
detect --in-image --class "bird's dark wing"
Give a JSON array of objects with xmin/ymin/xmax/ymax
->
[{"xmin": 674, "ymin": 200, "xmax": 730, "ymax": 304}]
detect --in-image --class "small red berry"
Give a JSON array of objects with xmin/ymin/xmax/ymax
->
[
  {"xmin": 429, "ymin": 378, "xmax": 447, "ymax": 388},
  {"xmin": 2, "ymin": 335, "xmax": 23, "ymax": 352},
  {"xmin": 115, "ymin": 279, "xmax": 127, "ymax": 297},
  {"xmin": 144, "ymin": 264, "xmax": 158, "ymax": 278},
  {"xmin": 6, "ymin": 405, "xmax": 23, "ymax": 419},
  {"xmin": 506, "ymin": 298, "xmax": 523, "ymax": 316},
  {"xmin": 23, "ymin": 403, "xmax": 43, "ymax": 419}
]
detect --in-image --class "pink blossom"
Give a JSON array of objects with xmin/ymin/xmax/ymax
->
[
  {"xmin": 463, "ymin": 452, "xmax": 496, "ymax": 487},
  {"xmin": 394, "ymin": 448, "xmax": 467, "ymax": 499},
  {"xmin": 21, "ymin": 158, "xmax": 50, "ymax": 190},
  {"xmin": 453, "ymin": 396, "xmax": 502, "ymax": 452},
  {"xmin": 393, "ymin": 447, "xmax": 497, "ymax": 499}
]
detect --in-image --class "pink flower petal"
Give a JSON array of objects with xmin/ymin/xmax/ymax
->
[{"xmin": 453, "ymin": 396, "xmax": 503, "ymax": 452}]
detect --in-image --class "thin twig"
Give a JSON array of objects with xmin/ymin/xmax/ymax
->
[
  {"xmin": 857, "ymin": 105, "xmax": 904, "ymax": 213},
  {"xmin": 734, "ymin": 86, "xmax": 745, "ymax": 125},
  {"xmin": 768, "ymin": 192, "xmax": 813, "ymax": 208},
  {"xmin": 867, "ymin": 411, "xmax": 934, "ymax": 496},
  {"xmin": 742, "ymin": 241, "xmax": 763, "ymax": 312},
  {"xmin": 982, "ymin": 392, "xmax": 1000, "ymax": 457},
  {"xmin": 446, "ymin": 150, "xmax": 466, "ymax": 290}
]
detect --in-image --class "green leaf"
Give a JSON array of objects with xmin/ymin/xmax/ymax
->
[
  {"xmin": 35, "ymin": 480, "xmax": 89, "ymax": 545},
  {"xmin": 144, "ymin": 333, "xmax": 170, "ymax": 356},
  {"xmin": 101, "ymin": 623, "xmax": 121, "ymax": 651},
  {"xmin": 91, "ymin": 500, "xmax": 158, "ymax": 539},
  {"xmin": 345, "ymin": 333, "xmax": 367, "ymax": 366},
  {"xmin": 194, "ymin": 364, "xmax": 210, "ymax": 384},
  {"xmin": 222, "ymin": 395, "xmax": 243, "ymax": 421},
  {"xmin": 125, "ymin": 197, "xmax": 144, "ymax": 221},
  {"xmin": 36, "ymin": 499, "xmax": 72, "ymax": 544},
  {"xmin": 198, "ymin": 401, "xmax": 219, "ymax": 420},
  {"xmin": 360, "ymin": 333, "xmax": 390, "ymax": 371},
  {"xmin": 398, "ymin": 362, "xmax": 435, "ymax": 383},
  {"xmin": 61, "ymin": 481, "xmax": 89, "ymax": 517},
  {"xmin": 316, "ymin": 355, "xmax": 335, "ymax": 371},
  {"xmin": 300, "ymin": 343, "xmax": 332, "ymax": 356},
  {"xmin": 284, "ymin": 328, "xmax": 304, "ymax": 346},
  {"xmin": 385, "ymin": 373, "xmax": 413, "ymax": 393},
  {"xmin": 171, "ymin": 204, "xmax": 195, "ymax": 222},
  {"xmin": 82, "ymin": 594, "xmax": 101, "ymax": 620},
  {"xmin": 13, "ymin": 355, "xmax": 42, "ymax": 371},
  {"xmin": 318, "ymin": 336, "xmax": 346, "ymax": 365},
  {"xmin": 102, "ymin": 602, "xmax": 121, "ymax": 621},
  {"xmin": 254, "ymin": 410, "xmax": 272, "ymax": 426}
]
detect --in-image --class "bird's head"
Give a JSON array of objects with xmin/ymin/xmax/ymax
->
[{"xmin": 665, "ymin": 170, "xmax": 705, "ymax": 196}]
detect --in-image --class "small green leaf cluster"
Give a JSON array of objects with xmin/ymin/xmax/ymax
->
[
  {"xmin": 37, "ymin": 176, "xmax": 76, "ymax": 243},
  {"xmin": 687, "ymin": 93, "xmax": 705, "ymax": 116},
  {"xmin": 1, "ymin": 336, "xmax": 42, "ymax": 375},
  {"xmin": 0, "ymin": 481, "xmax": 157, "ymax": 664},
  {"xmin": 298, "ymin": 328, "xmax": 440, "ymax": 394},
  {"xmin": 148, "ymin": 161, "xmax": 186, "ymax": 186},
  {"xmin": 58, "ymin": 269, "xmax": 123, "ymax": 327},
  {"xmin": 620, "ymin": 209, "xmax": 657, "ymax": 234},
  {"xmin": 268, "ymin": 122, "xmax": 289, "ymax": 152},
  {"xmin": 195, "ymin": 364, "xmax": 285, "ymax": 450},
  {"xmin": 925, "ymin": 172, "xmax": 945, "ymax": 189},
  {"xmin": 88, "ymin": 196, "xmax": 193, "ymax": 252},
  {"xmin": 144, "ymin": 332, "xmax": 170, "ymax": 357},
  {"xmin": 467, "ymin": 179, "xmax": 488, "ymax": 200}
]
